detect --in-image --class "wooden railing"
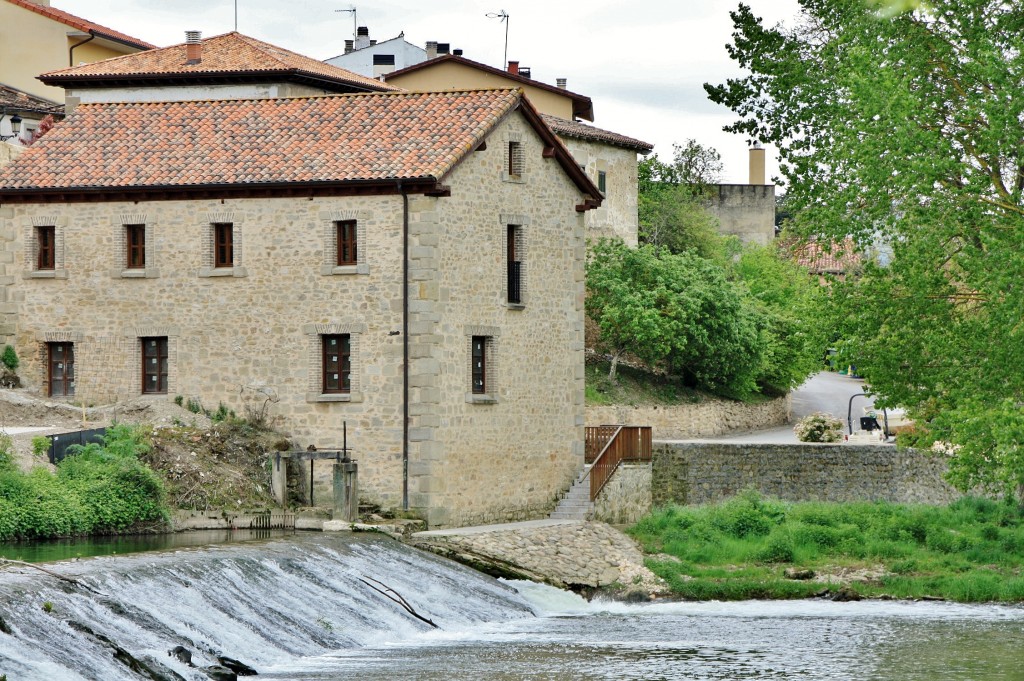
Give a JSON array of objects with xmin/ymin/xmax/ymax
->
[{"xmin": 584, "ymin": 425, "xmax": 653, "ymax": 501}]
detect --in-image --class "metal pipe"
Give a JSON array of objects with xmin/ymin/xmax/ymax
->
[
  {"xmin": 401, "ymin": 185, "xmax": 409, "ymax": 510},
  {"xmin": 69, "ymin": 32, "xmax": 95, "ymax": 67}
]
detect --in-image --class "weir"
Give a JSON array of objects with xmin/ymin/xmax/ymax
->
[{"xmin": 0, "ymin": 534, "xmax": 534, "ymax": 679}]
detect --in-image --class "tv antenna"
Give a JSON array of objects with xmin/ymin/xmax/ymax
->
[
  {"xmin": 336, "ymin": 6, "xmax": 357, "ymax": 41},
  {"xmin": 486, "ymin": 10, "xmax": 510, "ymax": 69}
]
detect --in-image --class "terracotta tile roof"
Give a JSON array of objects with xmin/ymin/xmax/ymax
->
[
  {"xmin": 787, "ymin": 237, "xmax": 862, "ymax": 274},
  {"xmin": 0, "ymin": 83, "xmax": 63, "ymax": 116},
  {"xmin": 386, "ymin": 54, "xmax": 594, "ymax": 121},
  {"xmin": 541, "ymin": 114, "xmax": 652, "ymax": 153},
  {"xmin": 4, "ymin": 0, "xmax": 155, "ymax": 50},
  {"xmin": 41, "ymin": 32, "xmax": 400, "ymax": 93},
  {"xmin": 0, "ymin": 90, "xmax": 529, "ymax": 190}
]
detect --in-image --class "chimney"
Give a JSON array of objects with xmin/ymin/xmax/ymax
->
[
  {"xmin": 344, "ymin": 39, "xmax": 354, "ymax": 54},
  {"xmin": 437, "ymin": 43, "xmax": 450, "ymax": 55},
  {"xmin": 370, "ymin": 39, "xmax": 377, "ymax": 46},
  {"xmin": 519, "ymin": 67, "xmax": 531, "ymax": 79},
  {"xmin": 426, "ymin": 41, "xmax": 438, "ymax": 59},
  {"xmin": 453, "ymin": 48, "xmax": 463, "ymax": 57},
  {"xmin": 185, "ymin": 31, "xmax": 202, "ymax": 65},
  {"xmin": 507, "ymin": 60, "xmax": 519, "ymax": 75},
  {"xmin": 749, "ymin": 143, "xmax": 766, "ymax": 185},
  {"xmin": 556, "ymin": 77, "xmax": 567, "ymax": 89},
  {"xmin": 355, "ymin": 26, "xmax": 370, "ymax": 50}
]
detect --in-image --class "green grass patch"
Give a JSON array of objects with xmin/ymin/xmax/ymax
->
[
  {"xmin": 630, "ymin": 490, "xmax": 1024, "ymax": 602},
  {"xmin": 585, "ymin": 360, "xmax": 707, "ymax": 406},
  {"xmin": 0, "ymin": 425, "xmax": 169, "ymax": 541}
]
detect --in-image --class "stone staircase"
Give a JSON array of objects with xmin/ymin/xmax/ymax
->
[{"xmin": 550, "ymin": 466, "xmax": 593, "ymax": 520}]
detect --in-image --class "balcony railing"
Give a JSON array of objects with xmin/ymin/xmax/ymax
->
[
  {"xmin": 583, "ymin": 425, "xmax": 653, "ymax": 501},
  {"xmin": 507, "ymin": 260, "xmax": 522, "ymax": 304}
]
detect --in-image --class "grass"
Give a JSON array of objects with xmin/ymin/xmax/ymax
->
[
  {"xmin": 629, "ymin": 491, "xmax": 1024, "ymax": 602},
  {"xmin": 585, "ymin": 360, "xmax": 707, "ymax": 406}
]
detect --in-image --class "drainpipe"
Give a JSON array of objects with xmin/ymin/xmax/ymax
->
[
  {"xmin": 400, "ymin": 184, "xmax": 410, "ymax": 510},
  {"xmin": 68, "ymin": 31, "xmax": 96, "ymax": 67}
]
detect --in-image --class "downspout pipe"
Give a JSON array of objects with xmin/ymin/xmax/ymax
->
[
  {"xmin": 400, "ymin": 184, "xmax": 410, "ymax": 510},
  {"xmin": 69, "ymin": 31, "xmax": 96, "ymax": 67}
]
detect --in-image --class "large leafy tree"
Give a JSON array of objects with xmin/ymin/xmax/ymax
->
[{"xmin": 706, "ymin": 1, "xmax": 1024, "ymax": 497}]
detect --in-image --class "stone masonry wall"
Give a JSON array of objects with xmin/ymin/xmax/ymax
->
[
  {"xmin": 587, "ymin": 394, "xmax": 790, "ymax": 440},
  {"xmin": 560, "ymin": 137, "xmax": 640, "ymax": 247},
  {"xmin": 653, "ymin": 442, "xmax": 961, "ymax": 507},
  {"xmin": 704, "ymin": 184, "xmax": 775, "ymax": 246},
  {"xmin": 593, "ymin": 463, "xmax": 652, "ymax": 525}
]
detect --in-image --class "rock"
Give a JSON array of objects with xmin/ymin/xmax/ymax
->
[
  {"xmin": 784, "ymin": 568, "xmax": 815, "ymax": 580},
  {"xmin": 831, "ymin": 586, "xmax": 862, "ymax": 602},
  {"xmin": 203, "ymin": 665, "xmax": 238, "ymax": 681},
  {"xmin": 217, "ymin": 656, "xmax": 258, "ymax": 676},
  {"xmin": 168, "ymin": 645, "xmax": 194, "ymax": 666}
]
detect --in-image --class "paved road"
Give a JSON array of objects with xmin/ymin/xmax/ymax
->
[{"xmin": 678, "ymin": 371, "xmax": 875, "ymax": 445}]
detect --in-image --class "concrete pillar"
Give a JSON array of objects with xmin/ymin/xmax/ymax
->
[
  {"xmin": 333, "ymin": 461, "xmax": 359, "ymax": 521},
  {"xmin": 270, "ymin": 452, "xmax": 291, "ymax": 506}
]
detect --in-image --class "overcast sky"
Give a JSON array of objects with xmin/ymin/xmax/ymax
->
[{"xmin": 57, "ymin": 0, "xmax": 802, "ymax": 184}]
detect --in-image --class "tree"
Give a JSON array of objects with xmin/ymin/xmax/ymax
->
[
  {"xmin": 638, "ymin": 139, "xmax": 728, "ymax": 260},
  {"xmin": 706, "ymin": 1, "xmax": 1024, "ymax": 497}
]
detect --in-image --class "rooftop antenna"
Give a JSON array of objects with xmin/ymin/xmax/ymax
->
[
  {"xmin": 486, "ymin": 10, "xmax": 509, "ymax": 70},
  {"xmin": 336, "ymin": 6, "xmax": 357, "ymax": 42},
  {"xmin": 234, "ymin": 0, "xmax": 237, "ymax": 30}
]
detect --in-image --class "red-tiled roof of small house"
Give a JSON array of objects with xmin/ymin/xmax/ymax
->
[
  {"xmin": 385, "ymin": 54, "xmax": 594, "ymax": 121},
  {"xmin": 40, "ymin": 32, "xmax": 400, "ymax": 93},
  {"xmin": 0, "ymin": 83, "xmax": 64, "ymax": 117},
  {"xmin": 787, "ymin": 237, "xmax": 862, "ymax": 274},
  {"xmin": 540, "ymin": 114, "xmax": 652, "ymax": 154},
  {"xmin": 4, "ymin": 0, "xmax": 156, "ymax": 50},
  {"xmin": 0, "ymin": 88, "xmax": 602, "ymax": 204}
]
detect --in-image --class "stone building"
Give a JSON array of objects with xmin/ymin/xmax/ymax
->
[
  {"xmin": 0, "ymin": 89, "xmax": 601, "ymax": 528},
  {"xmin": 704, "ymin": 146, "xmax": 776, "ymax": 246},
  {"xmin": 385, "ymin": 54, "xmax": 652, "ymax": 245}
]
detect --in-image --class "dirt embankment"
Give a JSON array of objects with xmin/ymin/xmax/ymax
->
[{"xmin": 0, "ymin": 389, "xmax": 291, "ymax": 511}]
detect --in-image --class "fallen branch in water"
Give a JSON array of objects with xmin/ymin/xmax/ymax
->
[
  {"xmin": 359, "ymin": 575, "xmax": 438, "ymax": 628},
  {"xmin": 0, "ymin": 558, "xmax": 104, "ymax": 595}
]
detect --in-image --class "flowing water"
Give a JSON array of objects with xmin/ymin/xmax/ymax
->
[{"xmin": 1, "ymin": 533, "xmax": 1022, "ymax": 680}]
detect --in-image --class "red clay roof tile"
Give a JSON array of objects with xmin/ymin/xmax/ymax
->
[
  {"xmin": 541, "ymin": 113, "xmax": 652, "ymax": 153},
  {"xmin": 40, "ymin": 31, "xmax": 399, "ymax": 93}
]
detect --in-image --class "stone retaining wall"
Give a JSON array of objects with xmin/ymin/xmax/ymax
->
[
  {"xmin": 653, "ymin": 442, "xmax": 960, "ymax": 507},
  {"xmin": 586, "ymin": 394, "xmax": 789, "ymax": 440},
  {"xmin": 593, "ymin": 463, "xmax": 652, "ymax": 525}
]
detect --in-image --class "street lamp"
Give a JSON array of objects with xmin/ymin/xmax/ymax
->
[{"xmin": 0, "ymin": 109, "xmax": 22, "ymax": 142}]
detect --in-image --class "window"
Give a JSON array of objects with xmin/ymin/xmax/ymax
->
[
  {"xmin": 141, "ymin": 337, "xmax": 168, "ymax": 394},
  {"xmin": 507, "ymin": 225, "xmax": 522, "ymax": 305},
  {"xmin": 336, "ymin": 220, "xmax": 357, "ymax": 266},
  {"xmin": 471, "ymin": 336, "xmax": 487, "ymax": 394},
  {"xmin": 47, "ymin": 342, "xmax": 74, "ymax": 397},
  {"xmin": 322, "ymin": 334, "xmax": 351, "ymax": 394},
  {"xmin": 213, "ymin": 223, "xmax": 233, "ymax": 268},
  {"xmin": 597, "ymin": 170, "xmax": 607, "ymax": 194},
  {"xmin": 126, "ymin": 224, "xmax": 145, "ymax": 269},
  {"xmin": 507, "ymin": 141, "xmax": 523, "ymax": 177},
  {"xmin": 36, "ymin": 225, "xmax": 55, "ymax": 270},
  {"xmin": 372, "ymin": 54, "xmax": 396, "ymax": 66}
]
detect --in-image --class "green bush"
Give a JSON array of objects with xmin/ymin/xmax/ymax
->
[
  {"xmin": 793, "ymin": 411, "xmax": 844, "ymax": 443},
  {"xmin": 1, "ymin": 345, "xmax": 17, "ymax": 372}
]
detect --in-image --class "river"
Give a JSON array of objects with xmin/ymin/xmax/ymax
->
[{"xmin": 1, "ymin": 533, "xmax": 1021, "ymax": 680}]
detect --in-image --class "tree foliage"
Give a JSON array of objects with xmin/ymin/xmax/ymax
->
[{"xmin": 706, "ymin": 0, "xmax": 1024, "ymax": 497}]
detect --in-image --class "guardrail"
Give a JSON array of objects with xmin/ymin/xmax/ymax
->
[{"xmin": 584, "ymin": 425, "xmax": 652, "ymax": 500}]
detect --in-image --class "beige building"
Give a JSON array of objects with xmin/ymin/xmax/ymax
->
[
  {"xmin": 0, "ymin": 0, "xmax": 154, "ymax": 140},
  {"xmin": 704, "ymin": 146, "xmax": 777, "ymax": 246},
  {"xmin": 385, "ymin": 54, "xmax": 652, "ymax": 245},
  {"xmin": 0, "ymin": 89, "xmax": 601, "ymax": 528}
]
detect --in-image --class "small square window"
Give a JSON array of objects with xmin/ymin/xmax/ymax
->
[
  {"xmin": 126, "ymin": 224, "xmax": 146, "ymax": 269},
  {"xmin": 322, "ymin": 334, "xmax": 351, "ymax": 394},
  {"xmin": 597, "ymin": 170, "xmax": 607, "ymax": 194},
  {"xmin": 36, "ymin": 225, "xmax": 55, "ymax": 270},
  {"xmin": 213, "ymin": 223, "xmax": 233, "ymax": 268},
  {"xmin": 141, "ymin": 337, "xmax": 168, "ymax": 394}
]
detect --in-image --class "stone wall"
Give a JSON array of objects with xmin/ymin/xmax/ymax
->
[
  {"xmin": 593, "ymin": 463, "xmax": 652, "ymax": 525},
  {"xmin": 560, "ymin": 137, "xmax": 640, "ymax": 246},
  {"xmin": 586, "ymin": 394, "xmax": 789, "ymax": 440},
  {"xmin": 653, "ymin": 442, "xmax": 961, "ymax": 507},
  {"xmin": 704, "ymin": 184, "xmax": 775, "ymax": 246}
]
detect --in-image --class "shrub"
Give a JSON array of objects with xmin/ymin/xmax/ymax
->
[
  {"xmin": 793, "ymin": 411, "xmax": 844, "ymax": 443},
  {"xmin": 1, "ymin": 345, "xmax": 18, "ymax": 372}
]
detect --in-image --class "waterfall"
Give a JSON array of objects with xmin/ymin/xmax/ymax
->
[{"xmin": 0, "ymin": 534, "xmax": 535, "ymax": 680}]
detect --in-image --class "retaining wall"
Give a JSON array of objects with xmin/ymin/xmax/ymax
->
[
  {"xmin": 593, "ymin": 463, "xmax": 652, "ymax": 525},
  {"xmin": 586, "ymin": 394, "xmax": 789, "ymax": 440},
  {"xmin": 652, "ymin": 442, "xmax": 960, "ymax": 507}
]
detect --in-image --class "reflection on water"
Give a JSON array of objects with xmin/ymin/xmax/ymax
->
[{"xmin": 0, "ymin": 528, "xmax": 295, "ymax": 563}]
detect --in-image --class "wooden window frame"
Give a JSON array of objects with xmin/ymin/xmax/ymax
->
[
  {"xmin": 507, "ymin": 225, "xmax": 522, "ymax": 305},
  {"xmin": 598, "ymin": 170, "xmax": 607, "ymax": 194},
  {"xmin": 126, "ymin": 224, "xmax": 146, "ymax": 270},
  {"xmin": 36, "ymin": 225, "xmax": 55, "ymax": 271},
  {"xmin": 47, "ymin": 341, "xmax": 75, "ymax": 397},
  {"xmin": 213, "ymin": 222, "xmax": 233, "ymax": 268},
  {"xmin": 336, "ymin": 220, "xmax": 358, "ymax": 266},
  {"xmin": 141, "ymin": 336, "xmax": 168, "ymax": 394},
  {"xmin": 322, "ymin": 334, "xmax": 351, "ymax": 394},
  {"xmin": 471, "ymin": 335, "xmax": 487, "ymax": 395}
]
